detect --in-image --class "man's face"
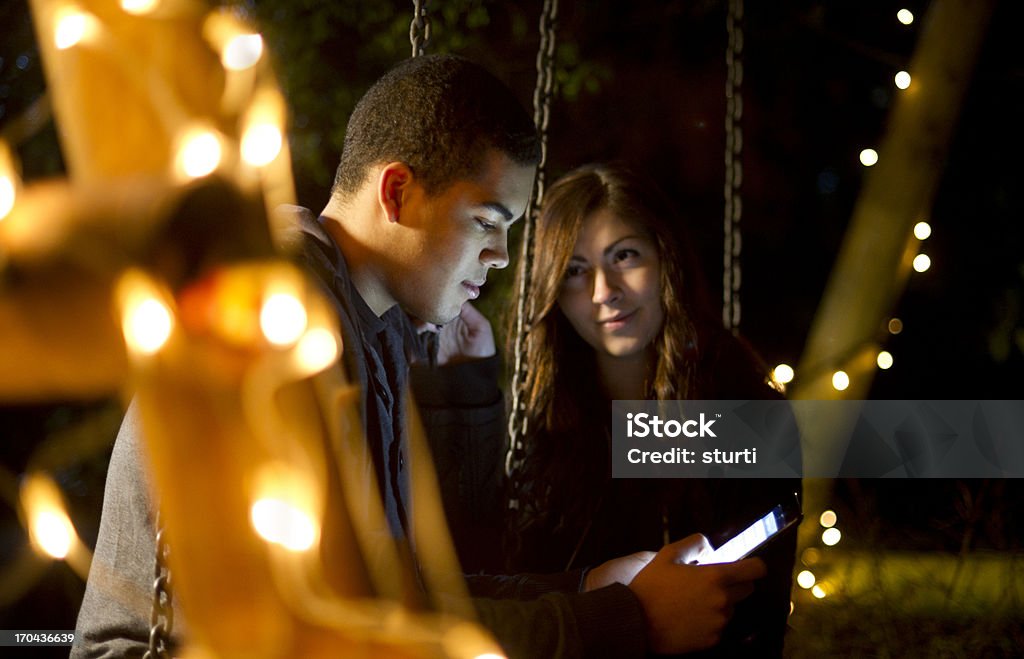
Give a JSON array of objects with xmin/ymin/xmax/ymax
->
[{"xmin": 389, "ymin": 149, "xmax": 535, "ymax": 324}]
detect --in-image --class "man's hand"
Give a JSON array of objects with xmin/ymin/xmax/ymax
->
[
  {"xmin": 416, "ymin": 302, "xmax": 495, "ymax": 366},
  {"xmin": 628, "ymin": 534, "xmax": 767, "ymax": 654}
]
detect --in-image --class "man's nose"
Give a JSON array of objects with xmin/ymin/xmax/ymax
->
[{"xmin": 481, "ymin": 231, "xmax": 510, "ymax": 269}]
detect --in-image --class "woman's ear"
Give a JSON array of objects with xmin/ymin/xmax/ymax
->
[{"xmin": 377, "ymin": 162, "xmax": 414, "ymax": 223}]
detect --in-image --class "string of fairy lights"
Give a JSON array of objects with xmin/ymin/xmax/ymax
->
[
  {"xmin": 769, "ymin": 7, "xmax": 929, "ymax": 398},
  {"xmin": 775, "ymin": 7, "xmax": 925, "ymax": 609}
]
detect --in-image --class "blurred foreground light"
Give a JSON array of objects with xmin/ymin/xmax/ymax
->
[
  {"xmin": 32, "ymin": 511, "xmax": 75, "ymax": 559},
  {"xmin": 859, "ymin": 149, "xmax": 879, "ymax": 167},
  {"xmin": 0, "ymin": 175, "xmax": 15, "ymax": 220},
  {"xmin": 913, "ymin": 253, "xmax": 931, "ymax": 273},
  {"xmin": 241, "ymin": 123, "xmax": 283, "ymax": 167},
  {"xmin": 888, "ymin": 318, "xmax": 903, "ymax": 335},
  {"xmin": 295, "ymin": 328, "xmax": 338, "ymax": 373},
  {"xmin": 124, "ymin": 297, "xmax": 173, "ymax": 355},
  {"xmin": 121, "ymin": 0, "xmax": 158, "ymax": 14},
  {"xmin": 819, "ymin": 510, "xmax": 837, "ymax": 528},
  {"xmin": 55, "ymin": 8, "xmax": 95, "ymax": 50},
  {"xmin": 831, "ymin": 370, "xmax": 849, "ymax": 392},
  {"xmin": 176, "ymin": 128, "xmax": 222, "ymax": 179},
  {"xmin": 822, "ymin": 527, "xmax": 842, "ymax": 546},
  {"xmin": 802, "ymin": 547, "xmax": 821, "ymax": 565},
  {"xmin": 797, "ymin": 570, "xmax": 816, "ymax": 589},
  {"xmin": 474, "ymin": 655, "xmax": 506, "ymax": 659},
  {"xmin": 260, "ymin": 292, "xmax": 307, "ymax": 346},
  {"xmin": 897, "ymin": 9, "xmax": 914, "ymax": 25},
  {"xmin": 23, "ymin": 474, "xmax": 78, "ymax": 560},
  {"xmin": 894, "ymin": 71, "xmax": 912, "ymax": 90},
  {"xmin": 914, "ymin": 221, "xmax": 932, "ymax": 240},
  {"xmin": 223, "ymin": 33, "xmax": 263, "ymax": 70},
  {"xmin": 772, "ymin": 363, "xmax": 794, "ymax": 385},
  {"xmin": 877, "ymin": 351, "xmax": 894, "ymax": 370},
  {"xmin": 250, "ymin": 498, "xmax": 317, "ymax": 552},
  {"xmin": 811, "ymin": 584, "xmax": 827, "ymax": 599}
]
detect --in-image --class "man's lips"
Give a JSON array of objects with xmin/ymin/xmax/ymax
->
[{"xmin": 462, "ymin": 280, "xmax": 484, "ymax": 299}]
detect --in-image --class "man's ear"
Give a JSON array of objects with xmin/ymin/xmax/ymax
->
[{"xmin": 377, "ymin": 162, "xmax": 414, "ymax": 224}]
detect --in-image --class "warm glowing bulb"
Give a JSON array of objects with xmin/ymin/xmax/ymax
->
[
  {"xmin": 819, "ymin": 510, "xmax": 837, "ymax": 528},
  {"xmin": 888, "ymin": 318, "xmax": 903, "ymax": 335},
  {"xmin": 0, "ymin": 175, "xmax": 15, "ymax": 220},
  {"xmin": 250, "ymin": 498, "xmax": 316, "ymax": 551},
  {"xmin": 914, "ymin": 221, "xmax": 931, "ymax": 240},
  {"xmin": 897, "ymin": 9, "xmax": 914, "ymax": 25},
  {"xmin": 177, "ymin": 130, "xmax": 221, "ymax": 178},
  {"xmin": 812, "ymin": 584, "xmax": 827, "ymax": 599},
  {"xmin": 295, "ymin": 327, "xmax": 338, "ymax": 373},
  {"xmin": 797, "ymin": 570, "xmax": 816, "ymax": 589},
  {"xmin": 241, "ymin": 123, "xmax": 283, "ymax": 167},
  {"xmin": 877, "ymin": 351, "xmax": 894, "ymax": 370},
  {"xmin": 831, "ymin": 370, "xmax": 849, "ymax": 391},
  {"xmin": 894, "ymin": 71, "xmax": 911, "ymax": 90},
  {"xmin": 55, "ymin": 9, "xmax": 92, "ymax": 50},
  {"xmin": 822, "ymin": 527, "xmax": 842, "ymax": 546},
  {"xmin": 123, "ymin": 297, "xmax": 173, "ymax": 355},
  {"xmin": 260, "ymin": 292, "xmax": 307, "ymax": 346},
  {"xmin": 913, "ymin": 253, "xmax": 931, "ymax": 272},
  {"xmin": 223, "ymin": 34, "xmax": 263, "ymax": 70},
  {"xmin": 859, "ymin": 149, "xmax": 879, "ymax": 167},
  {"xmin": 773, "ymin": 363, "xmax": 794, "ymax": 384},
  {"xmin": 121, "ymin": 0, "xmax": 158, "ymax": 14}
]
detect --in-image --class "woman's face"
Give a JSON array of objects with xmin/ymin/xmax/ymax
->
[{"xmin": 556, "ymin": 207, "xmax": 664, "ymax": 359}]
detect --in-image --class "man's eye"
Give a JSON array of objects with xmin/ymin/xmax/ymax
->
[{"xmin": 475, "ymin": 218, "xmax": 497, "ymax": 232}]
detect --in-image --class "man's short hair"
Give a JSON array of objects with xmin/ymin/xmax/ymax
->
[{"xmin": 332, "ymin": 54, "xmax": 540, "ymax": 198}]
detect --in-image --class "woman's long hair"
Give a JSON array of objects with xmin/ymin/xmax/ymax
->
[{"xmin": 507, "ymin": 163, "xmax": 716, "ymax": 548}]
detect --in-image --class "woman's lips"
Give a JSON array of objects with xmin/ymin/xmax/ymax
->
[{"xmin": 599, "ymin": 310, "xmax": 636, "ymax": 330}]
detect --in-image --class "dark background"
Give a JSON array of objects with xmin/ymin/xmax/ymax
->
[{"xmin": 1, "ymin": 0, "xmax": 1022, "ymax": 656}]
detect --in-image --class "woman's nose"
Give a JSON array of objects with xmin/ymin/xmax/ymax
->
[{"xmin": 591, "ymin": 268, "xmax": 621, "ymax": 305}]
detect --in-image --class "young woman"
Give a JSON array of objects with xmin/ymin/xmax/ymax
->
[{"xmin": 507, "ymin": 162, "xmax": 799, "ymax": 656}]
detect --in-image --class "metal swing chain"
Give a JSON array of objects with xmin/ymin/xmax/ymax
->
[
  {"xmin": 144, "ymin": 513, "xmax": 173, "ymax": 659},
  {"xmin": 723, "ymin": 0, "xmax": 744, "ymax": 333},
  {"xmin": 410, "ymin": 0, "xmax": 432, "ymax": 58},
  {"xmin": 506, "ymin": 0, "xmax": 559, "ymax": 502}
]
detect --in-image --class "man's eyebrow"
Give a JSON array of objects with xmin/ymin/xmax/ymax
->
[{"xmin": 479, "ymin": 202, "xmax": 514, "ymax": 222}]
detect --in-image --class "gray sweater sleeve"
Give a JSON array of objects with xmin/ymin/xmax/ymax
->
[
  {"xmin": 72, "ymin": 403, "xmax": 648, "ymax": 659},
  {"xmin": 71, "ymin": 403, "xmax": 183, "ymax": 658}
]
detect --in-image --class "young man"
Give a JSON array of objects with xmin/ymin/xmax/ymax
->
[{"xmin": 74, "ymin": 54, "xmax": 766, "ymax": 658}]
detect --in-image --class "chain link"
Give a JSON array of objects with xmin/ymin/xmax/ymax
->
[
  {"xmin": 144, "ymin": 516, "xmax": 173, "ymax": 659},
  {"xmin": 506, "ymin": 0, "xmax": 559, "ymax": 499},
  {"xmin": 410, "ymin": 0, "xmax": 432, "ymax": 58},
  {"xmin": 723, "ymin": 0, "xmax": 744, "ymax": 333}
]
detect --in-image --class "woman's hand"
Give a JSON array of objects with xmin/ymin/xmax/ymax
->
[{"xmin": 628, "ymin": 534, "xmax": 766, "ymax": 654}]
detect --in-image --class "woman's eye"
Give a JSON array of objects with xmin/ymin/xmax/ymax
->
[
  {"xmin": 475, "ymin": 217, "xmax": 496, "ymax": 232},
  {"xmin": 613, "ymin": 248, "xmax": 640, "ymax": 263},
  {"xmin": 565, "ymin": 264, "xmax": 585, "ymax": 278}
]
